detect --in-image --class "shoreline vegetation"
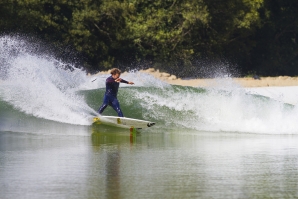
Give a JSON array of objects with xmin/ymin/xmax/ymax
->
[
  {"xmin": 95, "ymin": 68, "xmax": 298, "ymax": 88},
  {"xmin": 1, "ymin": 1, "xmax": 298, "ymax": 76}
]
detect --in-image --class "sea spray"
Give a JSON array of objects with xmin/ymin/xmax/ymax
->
[
  {"xmin": 0, "ymin": 35, "xmax": 96, "ymax": 125},
  {"xmin": 116, "ymin": 75, "xmax": 298, "ymax": 134},
  {"xmin": 1, "ymin": 35, "xmax": 298, "ymax": 134}
]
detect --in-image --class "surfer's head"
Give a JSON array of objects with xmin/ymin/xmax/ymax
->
[
  {"xmin": 110, "ymin": 68, "xmax": 121, "ymax": 75},
  {"xmin": 110, "ymin": 68, "xmax": 121, "ymax": 79}
]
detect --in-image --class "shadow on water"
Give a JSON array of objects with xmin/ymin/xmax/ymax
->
[
  {"xmin": 91, "ymin": 123, "xmax": 140, "ymax": 146},
  {"xmin": 89, "ymin": 124, "xmax": 146, "ymax": 199}
]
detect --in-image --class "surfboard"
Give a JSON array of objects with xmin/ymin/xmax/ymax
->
[{"xmin": 92, "ymin": 116, "xmax": 155, "ymax": 129}]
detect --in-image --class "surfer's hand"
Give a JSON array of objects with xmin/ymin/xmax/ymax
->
[
  {"xmin": 115, "ymin": 78, "xmax": 122, "ymax": 83},
  {"xmin": 128, "ymin": 81, "xmax": 134, "ymax": 85}
]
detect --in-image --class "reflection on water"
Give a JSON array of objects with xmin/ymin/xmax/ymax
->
[
  {"xmin": 1, "ymin": 128, "xmax": 298, "ymax": 199},
  {"xmin": 91, "ymin": 124, "xmax": 138, "ymax": 146},
  {"xmin": 91, "ymin": 127, "xmax": 131, "ymax": 199}
]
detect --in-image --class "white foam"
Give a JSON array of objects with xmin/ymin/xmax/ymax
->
[
  {"xmin": 2, "ymin": 36, "xmax": 298, "ymax": 134},
  {"xmin": 129, "ymin": 76, "xmax": 298, "ymax": 134},
  {"xmin": 245, "ymin": 86, "xmax": 298, "ymax": 106},
  {"xmin": 0, "ymin": 37, "xmax": 169, "ymax": 126},
  {"xmin": 0, "ymin": 37, "xmax": 96, "ymax": 125}
]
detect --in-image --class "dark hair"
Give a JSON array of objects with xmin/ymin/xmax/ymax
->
[{"xmin": 110, "ymin": 68, "xmax": 121, "ymax": 75}]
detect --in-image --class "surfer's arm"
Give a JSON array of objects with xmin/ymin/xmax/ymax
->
[
  {"xmin": 119, "ymin": 79, "xmax": 128, "ymax": 83},
  {"xmin": 118, "ymin": 79, "xmax": 134, "ymax": 85}
]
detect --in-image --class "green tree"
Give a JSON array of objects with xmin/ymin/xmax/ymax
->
[
  {"xmin": 68, "ymin": 0, "xmax": 130, "ymax": 70},
  {"xmin": 250, "ymin": 0, "xmax": 298, "ymax": 75},
  {"xmin": 5, "ymin": 0, "xmax": 298, "ymax": 76},
  {"xmin": 125, "ymin": 0, "xmax": 209, "ymax": 70},
  {"xmin": 199, "ymin": 0, "xmax": 263, "ymax": 64}
]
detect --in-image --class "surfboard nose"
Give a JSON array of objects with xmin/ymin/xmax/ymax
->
[{"xmin": 147, "ymin": 122, "xmax": 155, "ymax": 127}]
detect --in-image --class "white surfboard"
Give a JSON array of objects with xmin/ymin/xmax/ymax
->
[{"xmin": 93, "ymin": 116, "xmax": 155, "ymax": 129}]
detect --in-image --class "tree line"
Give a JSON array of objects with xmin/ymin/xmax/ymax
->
[{"xmin": 1, "ymin": 0, "xmax": 298, "ymax": 77}]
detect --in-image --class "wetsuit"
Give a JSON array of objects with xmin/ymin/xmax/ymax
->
[{"xmin": 98, "ymin": 76, "xmax": 128, "ymax": 117}]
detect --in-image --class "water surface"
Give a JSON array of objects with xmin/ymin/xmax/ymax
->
[
  {"xmin": 1, "ymin": 127, "xmax": 298, "ymax": 199},
  {"xmin": 1, "ymin": 35, "xmax": 298, "ymax": 199}
]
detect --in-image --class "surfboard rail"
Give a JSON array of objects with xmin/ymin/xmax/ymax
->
[{"xmin": 93, "ymin": 116, "xmax": 155, "ymax": 129}]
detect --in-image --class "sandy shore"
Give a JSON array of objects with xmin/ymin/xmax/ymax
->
[
  {"xmin": 140, "ymin": 68, "xmax": 298, "ymax": 87},
  {"xmin": 97, "ymin": 68, "xmax": 298, "ymax": 88}
]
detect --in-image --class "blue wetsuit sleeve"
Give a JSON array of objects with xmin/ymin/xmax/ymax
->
[
  {"xmin": 120, "ymin": 79, "xmax": 129, "ymax": 84},
  {"xmin": 106, "ymin": 77, "xmax": 114, "ymax": 83}
]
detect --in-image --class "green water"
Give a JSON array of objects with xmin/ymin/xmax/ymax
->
[{"xmin": 1, "ymin": 126, "xmax": 298, "ymax": 199}]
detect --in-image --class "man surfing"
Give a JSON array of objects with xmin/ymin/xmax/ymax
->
[{"xmin": 98, "ymin": 68, "xmax": 134, "ymax": 117}]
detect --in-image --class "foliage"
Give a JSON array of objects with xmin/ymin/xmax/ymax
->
[
  {"xmin": 250, "ymin": 0, "xmax": 298, "ymax": 76},
  {"xmin": 0, "ymin": 0, "xmax": 298, "ymax": 76}
]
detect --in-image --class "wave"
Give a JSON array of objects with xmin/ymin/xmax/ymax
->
[{"xmin": 1, "ymin": 35, "xmax": 298, "ymax": 134}]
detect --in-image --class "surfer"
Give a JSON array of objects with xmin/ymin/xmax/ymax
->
[{"xmin": 98, "ymin": 68, "xmax": 134, "ymax": 117}]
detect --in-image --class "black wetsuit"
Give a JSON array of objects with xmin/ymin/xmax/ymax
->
[{"xmin": 98, "ymin": 76, "xmax": 128, "ymax": 117}]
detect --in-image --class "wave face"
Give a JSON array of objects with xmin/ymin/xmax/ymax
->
[{"xmin": 1, "ymin": 36, "xmax": 298, "ymax": 134}]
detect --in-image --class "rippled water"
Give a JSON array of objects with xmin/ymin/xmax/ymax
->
[{"xmin": 1, "ymin": 127, "xmax": 298, "ymax": 199}]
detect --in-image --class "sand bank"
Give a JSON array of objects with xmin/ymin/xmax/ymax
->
[
  {"xmin": 139, "ymin": 68, "xmax": 298, "ymax": 88},
  {"xmin": 96, "ymin": 68, "xmax": 298, "ymax": 88}
]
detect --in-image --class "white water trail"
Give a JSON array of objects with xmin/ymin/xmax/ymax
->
[
  {"xmin": 129, "ymin": 76, "xmax": 298, "ymax": 134},
  {"xmin": 0, "ymin": 36, "xmax": 96, "ymax": 125}
]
